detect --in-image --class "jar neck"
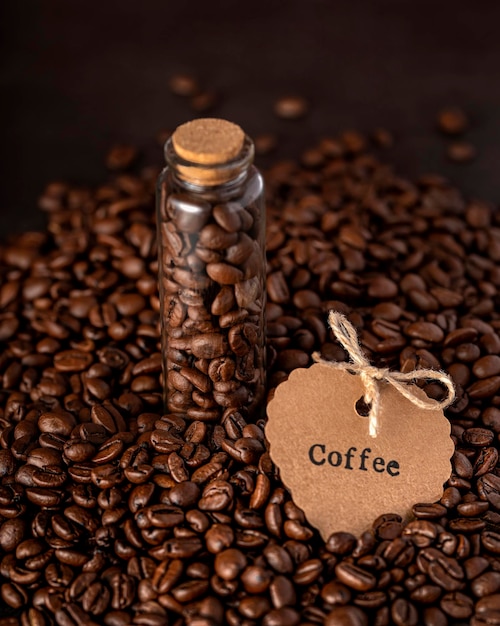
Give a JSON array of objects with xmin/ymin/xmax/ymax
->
[{"xmin": 165, "ymin": 135, "xmax": 255, "ymax": 194}]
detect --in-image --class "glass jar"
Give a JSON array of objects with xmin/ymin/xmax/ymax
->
[{"xmin": 156, "ymin": 118, "xmax": 266, "ymax": 423}]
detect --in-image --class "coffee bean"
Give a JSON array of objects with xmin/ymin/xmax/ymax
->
[
  {"xmin": 38, "ymin": 411, "xmax": 76, "ymax": 437},
  {"xmin": 457, "ymin": 500, "xmax": 489, "ymax": 516},
  {"xmin": 203, "ymin": 524, "xmax": 233, "ymax": 555},
  {"xmin": 475, "ymin": 593, "xmax": 500, "ymax": 623},
  {"xmin": 403, "ymin": 520, "xmax": 437, "ymax": 547},
  {"xmin": 325, "ymin": 606, "xmax": 368, "ymax": 626},
  {"xmin": 255, "ymin": 133, "xmax": 278, "ymax": 155},
  {"xmin": 154, "ymin": 536, "xmax": 202, "ymax": 559},
  {"xmin": 32, "ymin": 465, "xmax": 67, "ymax": 488},
  {"xmin": 214, "ymin": 548, "xmax": 247, "ymax": 580},
  {"xmin": 1, "ymin": 581, "xmax": 28, "ymax": 609},
  {"xmin": 91, "ymin": 405, "xmax": 126, "ymax": 434},
  {"xmin": 391, "ymin": 598, "xmax": 418, "ymax": 626},
  {"xmin": 471, "ymin": 572, "xmax": 500, "ymax": 597},
  {"xmin": 198, "ymin": 480, "xmax": 233, "ymax": 511},
  {"xmin": 405, "ymin": 321, "xmax": 444, "ymax": 343},
  {"xmin": 463, "ymin": 427, "xmax": 494, "ymax": 446},
  {"xmin": 106, "ymin": 145, "xmax": 137, "ymax": 170},
  {"xmin": 447, "ymin": 141, "xmax": 477, "ymax": 163},
  {"xmin": 473, "ymin": 355, "xmax": 500, "ymax": 378},
  {"xmin": 412, "ymin": 503, "xmax": 447, "ymax": 519},
  {"xmin": 262, "ymin": 607, "xmax": 300, "ymax": 626},
  {"xmin": 54, "ymin": 350, "xmax": 93, "ymax": 372},
  {"xmin": 335, "ymin": 563, "xmax": 376, "ymax": 592},
  {"xmin": 82, "ymin": 581, "xmax": 110, "ymax": 614},
  {"xmin": 436, "ymin": 106, "xmax": 468, "ymax": 135},
  {"xmin": 326, "ymin": 532, "xmax": 357, "ymax": 555},
  {"xmin": 274, "ymin": 96, "xmax": 309, "ymax": 120},
  {"xmin": 26, "ymin": 487, "xmax": 62, "ymax": 507},
  {"xmin": 169, "ymin": 481, "xmax": 200, "ymax": 507},
  {"xmin": 206, "ymin": 262, "xmax": 244, "ymax": 285},
  {"xmin": 410, "ymin": 583, "xmax": 441, "ymax": 603},
  {"xmin": 168, "ymin": 73, "xmax": 199, "ymax": 97},
  {"xmin": 0, "ymin": 519, "xmax": 25, "ymax": 552},
  {"xmin": 267, "ymin": 272, "xmax": 291, "ymax": 304},
  {"xmin": 482, "ymin": 530, "xmax": 500, "ymax": 554},
  {"xmin": 440, "ymin": 591, "xmax": 474, "ymax": 620}
]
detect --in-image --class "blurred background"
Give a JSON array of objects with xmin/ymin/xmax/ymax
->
[{"xmin": 1, "ymin": 0, "xmax": 500, "ymax": 234}]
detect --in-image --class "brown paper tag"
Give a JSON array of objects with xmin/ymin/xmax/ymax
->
[{"xmin": 266, "ymin": 363, "xmax": 454, "ymax": 539}]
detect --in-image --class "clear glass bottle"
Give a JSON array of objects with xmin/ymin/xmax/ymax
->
[{"xmin": 156, "ymin": 118, "xmax": 266, "ymax": 423}]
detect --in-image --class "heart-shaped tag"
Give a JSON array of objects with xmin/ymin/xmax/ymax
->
[{"xmin": 266, "ymin": 363, "xmax": 454, "ymax": 539}]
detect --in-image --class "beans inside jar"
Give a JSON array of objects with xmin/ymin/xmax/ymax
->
[{"xmin": 157, "ymin": 119, "xmax": 267, "ymax": 422}]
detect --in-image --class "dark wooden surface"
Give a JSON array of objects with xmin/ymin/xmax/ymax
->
[{"xmin": 1, "ymin": 0, "xmax": 500, "ymax": 234}]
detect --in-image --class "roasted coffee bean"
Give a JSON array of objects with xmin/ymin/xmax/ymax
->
[
  {"xmin": 199, "ymin": 480, "xmax": 233, "ymax": 511},
  {"xmin": 1, "ymin": 581, "xmax": 28, "ymax": 609},
  {"xmin": 327, "ymin": 532, "xmax": 357, "ymax": 555},
  {"xmin": 482, "ymin": 530, "xmax": 500, "ymax": 553},
  {"xmin": 335, "ymin": 563, "xmax": 376, "ymax": 591},
  {"xmin": 471, "ymin": 572, "xmax": 500, "ymax": 597},
  {"xmin": 447, "ymin": 141, "xmax": 477, "ymax": 163},
  {"xmin": 91, "ymin": 404, "xmax": 126, "ymax": 434},
  {"xmin": 106, "ymin": 144, "xmax": 137, "ymax": 170},
  {"xmin": 26, "ymin": 487, "xmax": 62, "ymax": 507},
  {"xmin": 45, "ymin": 561, "xmax": 74, "ymax": 588},
  {"xmin": 152, "ymin": 559, "xmax": 183, "ymax": 594},
  {"xmin": 412, "ymin": 503, "xmax": 447, "ymax": 519},
  {"xmin": 146, "ymin": 504, "xmax": 184, "ymax": 528},
  {"xmin": 274, "ymin": 95, "xmax": 309, "ymax": 119},
  {"xmin": 214, "ymin": 548, "xmax": 247, "ymax": 580},
  {"xmin": 403, "ymin": 520, "xmax": 438, "ymax": 547},
  {"xmin": 0, "ymin": 519, "xmax": 25, "ymax": 552},
  {"xmin": 269, "ymin": 574, "xmax": 296, "ymax": 608},
  {"xmin": 410, "ymin": 584, "xmax": 441, "ymax": 604},
  {"xmin": 440, "ymin": 591, "xmax": 474, "ymax": 619},
  {"xmin": 82, "ymin": 581, "xmax": 111, "ymax": 614},
  {"xmin": 391, "ymin": 598, "xmax": 418, "ymax": 626},
  {"xmin": 255, "ymin": 133, "xmax": 278, "ymax": 155},
  {"xmin": 325, "ymin": 605, "xmax": 367, "ymax": 626},
  {"xmin": 168, "ymin": 481, "xmax": 200, "ymax": 507},
  {"xmin": 205, "ymin": 524, "xmax": 234, "ymax": 554},
  {"xmin": 168, "ymin": 73, "xmax": 199, "ymax": 97},
  {"xmin": 32, "ymin": 465, "xmax": 67, "ymax": 488},
  {"xmin": 54, "ymin": 350, "xmax": 93, "ymax": 372},
  {"xmin": 38, "ymin": 411, "xmax": 76, "ymax": 437},
  {"xmin": 436, "ymin": 106, "xmax": 469, "ymax": 135},
  {"xmin": 262, "ymin": 606, "xmax": 300, "ymax": 626}
]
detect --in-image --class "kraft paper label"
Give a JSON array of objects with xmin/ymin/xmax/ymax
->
[{"xmin": 266, "ymin": 363, "xmax": 454, "ymax": 539}]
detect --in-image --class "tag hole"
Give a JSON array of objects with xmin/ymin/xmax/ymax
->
[{"xmin": 355, "ymin": 397, "xmax": 371, "ymax": 417}]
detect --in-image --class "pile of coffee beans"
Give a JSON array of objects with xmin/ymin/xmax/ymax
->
[{"xmin": 1, "ymin": 130, "xmax": 500, "ymax": 626}]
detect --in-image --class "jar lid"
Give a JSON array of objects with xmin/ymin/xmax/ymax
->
[
  {"xmin": 173, "ymin": 118, "xmax": 245, "ymax": 164},
  {"xmin": 171, "ymin": 118, "xmax": 247, "ymax": 185}
]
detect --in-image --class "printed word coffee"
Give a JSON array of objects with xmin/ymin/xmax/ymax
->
[{"xmin": 308, "ymin": 444, "xmax": 401, "ymax": 476}]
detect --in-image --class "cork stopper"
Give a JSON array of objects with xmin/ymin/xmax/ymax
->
[{"xmin": 171, "ymin": 118, "xmax": 247, "ymax": 185}]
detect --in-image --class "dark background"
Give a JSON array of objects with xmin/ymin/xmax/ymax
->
[{"xmin": 1, "ymin": 0, "xmax": 500, "ymax": 235}]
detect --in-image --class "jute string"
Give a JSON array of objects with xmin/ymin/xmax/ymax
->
[{"xmin": 312, "ymin": 311, "xmax": 456, "ymax": 438}]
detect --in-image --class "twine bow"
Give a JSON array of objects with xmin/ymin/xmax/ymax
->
[{"xmin": 312, "ymin": 311, "xmax": 456, "ymax": 438}]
